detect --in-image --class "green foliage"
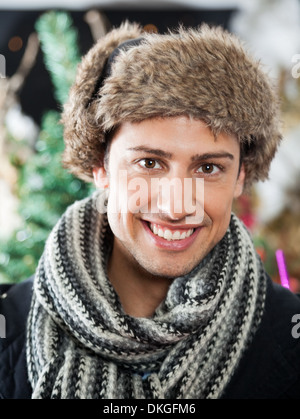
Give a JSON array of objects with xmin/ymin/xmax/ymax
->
[
  {"xmin": 0, "ymin": 12, "xmax": 92, "ymax": 284},
  {"xmin": 35, "ymin": 11, "xmax": 81, "ymax": 105},
  {"xmin": 253, "ymin": 235, "xmax": 277, "ymax": 278},
  {"xmin": 0, "ymin": 111, "xmax": 92, "ymax": 284}
]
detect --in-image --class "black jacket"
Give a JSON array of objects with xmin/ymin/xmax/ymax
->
[{"xmin": 0, "ymin": 276, "xmax": 300, "ymax": 399}]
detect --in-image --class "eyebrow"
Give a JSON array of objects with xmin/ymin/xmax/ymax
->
[
  {"xmin": 127, "ymin": 146, "xmax": 235, "ymax": 161},
  {"xmin": 127, "ymin": 146, "xmax": 173, "ymax": 159},
  {"xmin": 191, "ymin": 152, "xmax": 235, "ymax": 162}
]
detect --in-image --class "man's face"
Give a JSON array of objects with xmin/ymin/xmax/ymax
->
[{"xmin": 94, "ymin": 116, "xmax": 245, "ymax": 279}]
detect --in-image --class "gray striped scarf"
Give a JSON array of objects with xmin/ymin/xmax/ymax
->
[{"xmin": 26, "ymin": 191, "xmax": 267, "ymax": 399}]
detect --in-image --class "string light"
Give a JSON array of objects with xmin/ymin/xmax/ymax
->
[
  {"xmin": 8, "ymin": 36, "xmax": 23, "ymax": 52},
  {"xmin": 143, "ymin": 24, "xmax": 158, "ymax": 33}
]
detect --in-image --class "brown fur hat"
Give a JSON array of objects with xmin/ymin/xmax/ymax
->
[{"xmin": 61, "ymin": 21, "xmax": 282, "ymax": 188}]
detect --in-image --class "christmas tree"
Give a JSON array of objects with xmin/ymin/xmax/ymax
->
[{"xmin": 0, "ymin": 11, "xmax": 92, "ymax": 284}]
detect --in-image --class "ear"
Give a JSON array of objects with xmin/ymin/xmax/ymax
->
[
  {"xmin": 93, "ymin": 167, "xmax": 109, "ymax": 189},
  {"xmin": 234, "ymin": 164, "xmax": 246, "ymax": 198}
]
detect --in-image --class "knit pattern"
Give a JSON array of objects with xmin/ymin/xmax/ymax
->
[{"xmin": 26, "ymin": 191, "xmax": 267, "ymax": 399}]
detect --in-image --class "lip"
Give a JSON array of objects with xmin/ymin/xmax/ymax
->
[{"xmin": 141, "ymin": 220, "xmax": 202, "ymax": 251}]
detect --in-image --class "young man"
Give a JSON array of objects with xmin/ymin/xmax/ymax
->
[{"xmin": 1, "ymin": 22, "xmax": 300, "ymax": 399}]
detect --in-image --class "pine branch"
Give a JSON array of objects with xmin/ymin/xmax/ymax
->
[
  {"xmin": 0, "ymin": 12, "xmax": 92, "ymax": 284},
  {"xmin": 35, "ymin": 11, "xmax": 81, "ymax": 106}
]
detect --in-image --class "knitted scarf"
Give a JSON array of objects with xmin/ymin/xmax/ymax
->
[{"xmin": 26, "ymin": 191, "xmax": 267, "ymax": 399}]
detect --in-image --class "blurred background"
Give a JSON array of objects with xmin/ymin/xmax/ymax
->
[{"xmin": 0, "ymin": 0, "xmax": 299, "ymax": 291}]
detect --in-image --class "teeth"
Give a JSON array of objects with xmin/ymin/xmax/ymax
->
[
  {"xmin": 149, "ymin": 223, "xmax": 194, "ymax": 241},
  {"xmin": 164, "ymin": 230, "xmax": 172, "ymax": 241},
  {"xmin": 173, "ymin": 231, "xmax": 181, "ymax": 240},
  {"xmin": 181, "ymin": 231, "xmax": 187, "ymax": 240}
]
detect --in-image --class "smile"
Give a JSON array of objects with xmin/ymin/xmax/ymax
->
[
  {"xmin": 142, "ymin": 220, "xmax": 201, "ymax": 251},
  {"xmin": 148, "ymin": 223, "xmax": 194, "ymax": 241}
]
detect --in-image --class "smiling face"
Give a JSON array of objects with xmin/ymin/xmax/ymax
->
[{"xmin": 94, "ymin": 116, "xmax": 245, "ymax": 280}]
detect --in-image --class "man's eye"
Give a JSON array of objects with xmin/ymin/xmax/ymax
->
[
  {"xmin": 139, "ymin": 159, "xmax": 161, "ymax": 169},
  {"xmin": 197, "ymin": 164, "xmax": 220, "ymax": 175}
]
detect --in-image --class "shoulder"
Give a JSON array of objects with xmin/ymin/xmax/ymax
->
[
  {"xmin": 0, "ymin": 276, "xmax": 33, "ymax": 317},
  {"xmin": 266, "ymin": 279, "xmax": 300, "ymax": 343},
  {"xmin": 0, "ymin": 277, "xmax": 33, "ymax": 399},
  {"xmin": 0, "ymin": 277, "xmax": 33, "ymax": 342},
  {"xmin": 223, "ymin": 277, "xmax": 300, "ymax": 399}
]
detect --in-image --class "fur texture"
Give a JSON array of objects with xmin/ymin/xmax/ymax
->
[{"xmin": 61, "ymin": 22, "xmax": 282, "ymax": 188}]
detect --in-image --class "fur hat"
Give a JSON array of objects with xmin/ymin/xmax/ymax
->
[{"xmin": 61, "ymin": 21, "xmax": 282, "ymax": 188}]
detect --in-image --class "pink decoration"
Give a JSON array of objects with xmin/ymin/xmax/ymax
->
[{"xmin": 275, "ymin": 249, "xmax": 290, "ymax": 290}]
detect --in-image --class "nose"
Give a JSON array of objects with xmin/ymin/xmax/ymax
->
[{"xmin": 154, "ymin": 175, "xmax": 204, "ymax": 222}]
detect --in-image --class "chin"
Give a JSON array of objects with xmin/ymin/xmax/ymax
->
[{"xmin": 140, "ymin": 259, "xmax": 198, "ymax": 279}]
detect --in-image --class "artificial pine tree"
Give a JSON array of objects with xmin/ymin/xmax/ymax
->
[{"xmin": 0, "ymin": 11, "xmax": 92, "ymax": 284}]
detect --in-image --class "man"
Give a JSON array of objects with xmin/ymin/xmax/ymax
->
[{"xmin": 1, "ymin": 22, "xmax": 300, "ymax": 399}]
